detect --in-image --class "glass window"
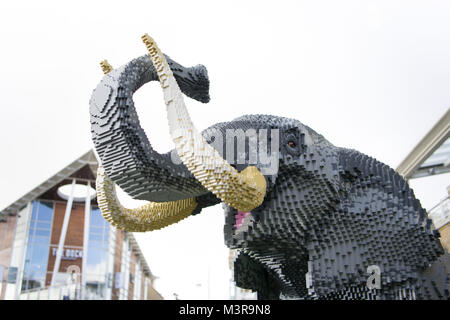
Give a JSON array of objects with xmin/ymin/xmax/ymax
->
[
  {"xmin": 34, "ymin": 229, "xmax": 50, "ymax": 237},
  {"xmin": 90, "ymin": 208, "xmax": 108, "ymax": 228},
  {"xmin": 37, "ymin": 202, "xmax": 53, "ymax": 221},
  {"xmin": 88, "ymin": 234, "xmax": 103, "ymax": 242},
  {"xmin": 85, "ymin": 206, "xmax": 110, "ymax": 299},
  {"xmin": 32, "ymin": 236, "xmax": 50, "ymax": 244},
  {"xmin": 90, "ymin": 226, "xmax": 105, "ymax": 233},
  {"xmin": 36, "ymin": 222, "xmax": 51, "ymax": 229},
  {"xmin": 119, "ymin": 237, "xmax": 131, "ymax": 300},
  {"xmin": 22, "ymin": 201, "xmax": 54, "ymax": 292}
]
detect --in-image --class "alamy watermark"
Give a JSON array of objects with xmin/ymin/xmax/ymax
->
[
  {"xmin": 170, "ymin": 128, "xmax": 280, "ymax": 175},
  {"xmin": 366, "ymin": 265, "xmax": 381, "ymax": 289}
]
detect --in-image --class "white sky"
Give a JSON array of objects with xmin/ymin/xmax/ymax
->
[{"xmin": 0, "ymin": 0, "xmax": 449, "ymax": 299}]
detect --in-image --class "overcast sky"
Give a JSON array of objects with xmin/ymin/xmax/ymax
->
[{"xmin": 0, "ymin": 0, "xmax": 449, "ymax": 299}]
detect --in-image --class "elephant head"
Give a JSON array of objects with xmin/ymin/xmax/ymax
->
[{"xmin": 90, "ymin": 35, "xmax": 449, "ymax": 299}]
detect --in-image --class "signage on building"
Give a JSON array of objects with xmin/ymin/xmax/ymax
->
[{"xmin": 51, "ymin": 248, "xmax": 83, "ymax": 260}]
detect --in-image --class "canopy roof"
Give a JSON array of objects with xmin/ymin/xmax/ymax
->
[
  {"xmin": 0, "ymin": 150, "xmax": 155, "ymax": 279},
  {"xmin": 396, "ymin": 108, "xmax": 450, "ymax": 180}
]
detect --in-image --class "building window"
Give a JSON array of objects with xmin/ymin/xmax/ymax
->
[
  {"xmin": 85, "ymin": 206, "xmax": 110, "ymax": 299},
  {"xmin": 119, "ymin": 236, "xmax": 131, "ymax": 300},
  {"xmin": 21, "ymin": 201, "xmax": 54, "ymax": 291},
  {"xmin": 105, "ymin": 226, "xmax": 116, "ymax": 299},
  {"xmin": 144, "ymin": 277, "xmax": 149, "ymax": 300},
  {"xmin": 134, "ymin": 262, "xmax": 141, "ymax": 300}
]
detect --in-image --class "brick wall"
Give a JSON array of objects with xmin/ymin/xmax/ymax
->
[
  {"xmin": 111, "ymin": 229, "xmax": 123, "ymax": 300},
  {"xmin": 45, "ymin": 202, "xmax": 85, "ymax": 286},
  {"xmin": 128, "ymin": 251, "xmax": 136, "ymax": 300}
]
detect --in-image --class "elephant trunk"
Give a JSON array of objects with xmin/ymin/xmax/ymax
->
[
  {"xmin": 92, "ymin": 58, "xmax": 210, "ymax": 231},
  {"xmin": 91, "ymin": 34, "xmax": 267, "ymax": 232},
  {"xmin": 90, "ymin": 54, "xmax": 210, "ymax": 202}
]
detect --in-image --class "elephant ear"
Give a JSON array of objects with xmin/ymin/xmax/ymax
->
[
  {"xmin": 415, "ymin": 251, "xmax": 450, "ymax": 299},
  {"xmin": 305, "ymin": 148, "xmax": 445, "ymax": 299}
]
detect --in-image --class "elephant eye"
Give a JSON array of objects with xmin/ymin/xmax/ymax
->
[{"xmin": 284, "ymin": 131, "xmax": 301, "ymax": 155}]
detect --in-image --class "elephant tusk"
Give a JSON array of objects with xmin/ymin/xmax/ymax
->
[
  {"xmin": 95, "ymin": 61, "xmax": 198, "ymax": 232},
  {"xmin": 99, "ymin": 59, "xmax": 113, "ymax": 75},
  {"xmin": 96, "ymin": 166, "xmax": 198, "ymax": 232},
  {"xmin": 141, "ymin": 34, "xmax": 267, "ymax": 212}
]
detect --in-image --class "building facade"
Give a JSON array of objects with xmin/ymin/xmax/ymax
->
[
  {"xmin": 428, "ymin": 186, "xmax": 450, "ymax": 252},
  {"xmin": 0, "ymin": 151, "xmax": 162, "ymax": 300}
]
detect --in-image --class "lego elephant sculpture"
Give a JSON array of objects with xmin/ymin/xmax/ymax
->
[{"xmin": 89, "ymin": 36, "xmax": 449, "ymax": 300}]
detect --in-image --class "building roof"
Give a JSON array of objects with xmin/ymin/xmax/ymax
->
[
  {"xmin": 396, "ymin": 108, "xmax": 450, "ymax": 179},
  {"xmin": 0, "ymin": 150, "xmax": 98, "ymax": 216},
  {"xmin": 0, "ymin": 149, "xmax": 156, "ymax": 279}
]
